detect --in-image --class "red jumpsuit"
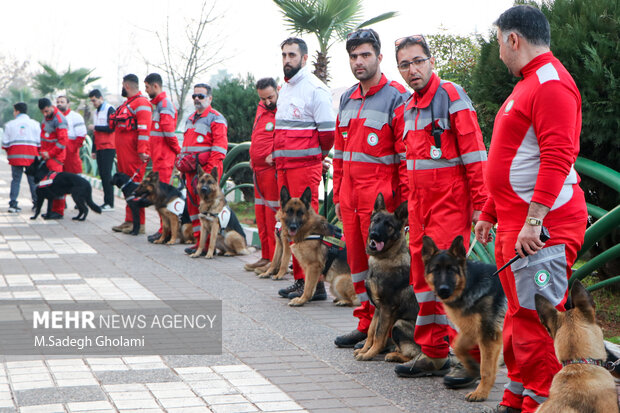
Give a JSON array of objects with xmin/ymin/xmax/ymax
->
[
  {"xmin": 113, "ymin": 93, "xmax": 152, "ymax": 225},
  {"xmin": 40, "ymin": 107, "xmax": 68, "ymax": 215},
  {"xmin": 150, "ymin": 92, "xmax": 181, "ymax": 184},
  {"xmin": 480, "ymin": 52, "xmax": 587, "ymax": 413},
  {"xmin": 395, "ymin": 73, "xmax": 488, "ymax": 359},
  {"xmin": 250, "ymin": 102, "xmax": 278, "ymax": 261},
  {"xmin": 333, "ymin": 74, "xmax": 410, "ymax": 333},
  {"xmin": 274, "ymin": 65, "xmax": 335, "ymax": 280},
  {"xmin": 182, "ymin": 107, "xmax": 228, "ymax": 239},
  {"xmin": 61, "ymin": 109, "xmax": 87, "ymax": 174}
]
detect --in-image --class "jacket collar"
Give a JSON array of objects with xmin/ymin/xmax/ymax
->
[
  {"xmin": 151, "ymin": 91, "xmax": 167, "ymax": 105},
  {"xmin": 61, "ymin": 108, "xmax": 71, "ymax": 116},
  {"xmin": 190, "ymin": 106, "xmax": 212, "ymax": 122},
  {"xmin": 285, "ymin": 65, "xmax": 309, "ymax": 85},
  {"xmin": 520, "ymin": 51, "xmax": 555, "ymax": 78},
  {"xmin": 406, "ymin": 72, "xmax": 440, "ymax": 111},
  {"xmin": 45, "ymin": 107, "xmax": 60, "ymax": 121},
  {"xmin": 350, "ymin": 73, "xmax": 388, "ymax": 99}
]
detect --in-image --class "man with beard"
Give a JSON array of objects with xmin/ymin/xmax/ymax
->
[
  {"xmin": 274, "ymin": 37, "xmax": 336, "ymax": 301},
  {"xmin": 176, "ymin": 83, "xmax": 228, "ymax": 255},
  {"xmin": 392, "ymin": 35, "xmax": 488, "ymax": 386},
  {"xmin": 144, "ymin": 73, "xmax": 181, "ymax": 243},
  {"xmin": 88, "ymin": 89, "xmax": 116, "ymax": 211},
  {"xmin": 56, "ymin": 96, "xmax": 87, "ymax": 174},
  {"xmin": 332, "ymin": 29, "xmax": 410, "ymax": 348},
  {"xmin": 244, "ymin": 77, "xmax": 279, "ymax": 273},
  {"xmin": 110, "ymin": 74, "xmax": 152, "ymax": 234}
]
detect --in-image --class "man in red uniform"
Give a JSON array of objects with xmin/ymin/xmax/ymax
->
[
  {"xmin": 56, "ymin": 96, "xmax": 86, "ymax": 174},
  {"xmin": 110, "ymin": 74, "xmax": 152, "ymax": 234},
  {"xmin": 475, "ymin": 6, "xmax": 587, "ymax": 413},
  {"xmin": 332, "ymin": 29, "xmax": 410, "ymax": 348},
  {"xmin": 38, "ymin": 98, "xmax": 68, "ymax": 219},
  {"xmin": 178, "ymin": 83, "xmax": 228, "ymax": 255},
  {"xmin": 274, "ymin": 38, "xmax": 336, "ymax": 300},
  {"xmin": 392, "ymin": 35, "xmax": 488, "ymax": 384},
  {"xmin": 144, "ymin": 73, "xmax": 181, "ymax": 243},
  {"xmin": 244, "ymin": 77, "xmax": 279, "ymax": 272}
]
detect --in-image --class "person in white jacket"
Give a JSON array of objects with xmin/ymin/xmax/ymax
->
[{"xmin": 56, "ymin": 96, "xmax": 87, "ymax": 174}]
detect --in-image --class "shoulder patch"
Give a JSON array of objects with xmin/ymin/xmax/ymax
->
[
  {"xmin": 536, "ymin": 63, "xmax": 560, "ymax": 84},
  {"xmin": 388, "ymin": 80, "xmax": 407, "ymax": 94}
]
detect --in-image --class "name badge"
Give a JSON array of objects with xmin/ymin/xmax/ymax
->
[{"xmin": 430, "ymin": 146, "xmax": 442, "ymax": 160}]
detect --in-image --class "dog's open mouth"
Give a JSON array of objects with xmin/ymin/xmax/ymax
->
[
  {"xmin": 288, "ymin": 229, "xmax": 297, "ymax": 237},
  {"xmin": 369, "ymin": 239, "xmax": 385, "ymax": 252}
]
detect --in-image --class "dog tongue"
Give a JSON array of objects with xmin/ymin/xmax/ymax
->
[{"xmin": 375, "ymin": 241, "xmax": 384, "ymax": 251}]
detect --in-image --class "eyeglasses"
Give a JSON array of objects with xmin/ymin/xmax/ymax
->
[
  {"xmin": 394, "ymin": 34, "xmax": 426, "ymax": 50},
  {"xmin": 192, "ymin": 93, "xmax": 208, "ymax": 100},
  {"xmin": 397, "ymin": 57, "xmax": 431, "ymax": 72},
  {"xmin": 347, "ymin": 29, "xmax": 379, "ymax": 44}
]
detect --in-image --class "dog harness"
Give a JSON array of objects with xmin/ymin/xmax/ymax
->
[
  {"xmin": 562, "ymin": 357, "xmax": 620, "ymax": 371},
  {"xmin": 303, "ymin": 225, "xmax": 346, "ymax": 276},
  {"xmin": 204, "ymin": 205, "xmax": 232, "ymax": 234},
  {"xmin": 38, "ymin": 172, "xmax": 58, "ymax": 188}
]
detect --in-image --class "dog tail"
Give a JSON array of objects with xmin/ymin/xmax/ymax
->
[
  {"xmin": 87, "ymin": 197, "xmax": 102, "ymax": 214},
  {"xmin": 239, "ymin": 247, "xmax": 256, "ymax": 255}
]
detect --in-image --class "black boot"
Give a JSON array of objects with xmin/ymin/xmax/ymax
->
[
  {"xmin": 334, "ymin": 329, "xmax": 367, "ymax": 348},
  {"xmin": 287, "ymin": 280, "xmax": 327, "ymax": 301},
  {"xmin": 278, "ymin": 279, "xmax": 304, "ymax": 298},
  {"xmin": 42, "ymin": 212, "xmax": 63, "ymax": 220},
  {"xmin": 148, "ymin": 232, "xmax": 162, "ymax": 243}
]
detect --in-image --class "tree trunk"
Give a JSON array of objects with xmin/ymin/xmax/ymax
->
[{"xmin": 312, "ymin": 51, "xmax": 330, "ymax": 84}]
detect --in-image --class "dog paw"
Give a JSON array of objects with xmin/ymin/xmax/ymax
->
[
  {"xmin": 166, "ymin": 240, "xmax": 176, "ymax": 245},
  {"xmin": 153, "ymin": 239, "xmax": 164, "ymax": 244},
  {"xmin": 30, "ymin": 216, "xmax": 36, "ymax": 220},
  {"xmin": 465, "ymin": 390, "xmax": 487, "ymax": 402},
  {"xmin": 257, "ymin": 272, "xmax": 271, "ymax": 279},
  {"xmin": 205, "ymin": 253, "xmax": 214, "ymax": 259},
  {"xmin": 288, "ymin": 297, "xmax": 306, "ymax": 307},
  {"xmin": 271, "ymin": 273, "xmax": 285, "ymax": 280},
  {"xmin": 354, "ymin": 352, "xmax": 374, "ymax": 361},
  {"xmin": 223, "ymin": 252, "xmax": 234, "ymax": 256},
  {"xmin": 334, "ymin": 300, "xmax": 350, "ymax": 307},
  {"xmin": 189, "ymin": 253, "xmax": 201, "ymax": 258}
]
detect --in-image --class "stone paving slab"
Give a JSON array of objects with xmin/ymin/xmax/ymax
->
[{"xmin": 0, "ymin": 158, "xmax": 510, "ymax": 412}]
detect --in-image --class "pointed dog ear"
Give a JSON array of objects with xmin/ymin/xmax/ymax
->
[
  {"xmin": 210, "ymin": 167, "xmax": 219, "ymax": 181},
  {"xmin": 280, "ymin": 185, "xmax": 291, "ymax": 208},
  {"xmin": 535, "ymin": 294, "xmax": 559, "ymax": 338},
  {"xmin": 150, "ymin": 171, "xmax": 159, "ymax": 180},
  {"xmin": 449, "ymin": 235, "xmax": 467, "ymax": 260},
  {"xmin": 571, "ymin": 280, "xmax": 596, "ymax": 322},
  {"xmin": 373, "ymin": 193, "xmax": 386, "ymax": 213},
  {"xmin": 421, "ymin": 236, "xmax": 439, "ymax": 264},
  {"xmin": 300, "ymin": 187, "xmax": 312, "ymax": 210},
  {"xmin": 394, "ymin": 201, "xmax": 408, "ymax": 224},
  {"xmin": 196, "ymin": 164, "xmax": 205, "ymax": 177}
]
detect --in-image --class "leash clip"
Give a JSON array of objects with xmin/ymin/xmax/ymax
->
[{"xmin": 606, "ymin": 358, "xmax": 620, "ymax": 371}]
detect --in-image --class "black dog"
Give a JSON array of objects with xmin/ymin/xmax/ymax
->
[
  {"xmin": 111, "ymin": 172, "xmax": 152, "ymax": 235},
  {"xmin": 25, "ymin": 157, "xmax": 101, "ymax": 221}
]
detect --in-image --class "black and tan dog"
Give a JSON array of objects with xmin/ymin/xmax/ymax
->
[
  {"xmin": 26, "ymin": 156, "xmax": 101, "ymax": 221},
  {"xmin": 535, "ymin": 281, "xmax": 619, "ymax": 413},
  {"xmin": 422, "ymin": 235, "xmax": 505, "ymax": 402},
  {"xmin": 354, "ymin": 193, "xmax": 420, "ymax": 362},
  {"xmin": 279, "ymin": 186, "xmax": 358, "ymax": 307},
  {"xmin": 190, "ymin": 166, "xmax": 250, "ymax": 259},
  {"xmin": 111, "ymin": 172, "xmax": 151, "ymax": 235},
  {"xmin": 134, "ymin": 171, "xmax": 190, "ymax": 245}
]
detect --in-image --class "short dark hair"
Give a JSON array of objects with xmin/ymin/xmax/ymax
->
[
  {"xmin": 14, "ymin": 102, "xmax": 27, "ymax": 114},
  {"xmin": 88, "ymin": 89, "xmax": 102, "ymax": 98},
  {"xmin": 495, "ymin": 5, "xmax": 550, "ymax": 47},
  {"xmin": 256, "ymin": 77, "xmax": 277, "ymax": 90},
  {"xmin": 123, "ymin": 74, "xmax": 140, "ymax": 87},
  {"xmin": 57, "ymin": 95, "xmax": 69, "ymax": 103},
  {"xmin": 395, "ymin": 35, "xmax": 431, "ymax": 61},
  {"xmin": 144, "ymin": 73, "xmax": 163, "ymax": 86},
  {"xmin": 38, "ymin": 98, "xmax": 52, "ymax": 110},
  {"xmin": 194, "ymin": 83, "xmax": 212, "ymax": 96},
  {"xmin": 346, "ymin": 28, "xmax": 381, "ymax": 56},
  {"xmin": 280, "ymin": 37, "xmax": 308, "ymax": 56}
]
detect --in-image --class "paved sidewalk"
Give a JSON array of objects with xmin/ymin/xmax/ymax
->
[{"xmin": 0, "ymin": 159, "xmax": 507, "ymax": 413}]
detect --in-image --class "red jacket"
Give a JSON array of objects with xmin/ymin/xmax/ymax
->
[
  {"xmin": 333, "ymin": 74, "xmax": 410, "ymax": 206},
  {"xmin": 150, "ymin": 92, "xmax": 181, "ymax": 164},
  {"xmin": 249, "ymin": 102, "xmax": 276, "ymax": 172},
  {"xmin": 182, "ymin": 106, "xmax": 228, "ymax": 177},
  {"xmin": 113, "ymin": 93, "xmax": 151, "ymax": 155},
  {"xmin": 481, "ymin": 52, "xmax": 587, "ymax": 230},
  {"xmin": 93, "ymin": 102, "xmax": 115, "ymax": 150},
  {"xmin": 40, "ymin": 107, "xmax": 68, "ymax": 172}
]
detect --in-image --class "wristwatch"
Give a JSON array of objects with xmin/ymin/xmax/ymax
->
[{"xmin": 526, "ymin": 216, "xmax": 543, "ymax": 226}]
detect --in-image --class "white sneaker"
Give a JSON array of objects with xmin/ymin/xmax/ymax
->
[
  {"xmin": 8, "ymin": 206, "xmax": 20, "ymax": 213},
  {"xmin": 100, "ymin": 204, "xmax": 115, "ymax": 212}
]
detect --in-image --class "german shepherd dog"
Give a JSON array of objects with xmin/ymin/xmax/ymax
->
[
  {"xmin": 134, "ymin": 171, "xmax": 191, "ymax": 245},
  {"xmin": 279, "ymin": 186, "xmax": 358, "ymax": 307},
  {"xmin": 26, "ymin": 156, "xmax": 101, "ymax": 221},
  {"xmin": 354, "ymin": 193, "xmax": 420, "ymax": 362},
  {"xmin": 422, "ymin": 235, "xmax": 506, "ymax": 402},
  {"xmin": 111, "ymin": 172, "xmax": 152, "ymax": 235},
  {"xmin": 190, "ymin": 166, "xmax": 250, "ymax": 259},
  {"xmin": 535, "ymin": 281, "xmax": 619, "ymax": 413},
  {"xmin": 257, "ymin": 208, "xmax": 291, "ymax": 280}
]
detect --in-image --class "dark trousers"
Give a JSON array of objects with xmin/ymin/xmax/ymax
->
[
  {"xmin": 10, "ymin": 165, "xmax": 37, "ymax": 207},
  {"xmin": 96, "ymin": 149, "xmax": 116, "ymax": 207}
]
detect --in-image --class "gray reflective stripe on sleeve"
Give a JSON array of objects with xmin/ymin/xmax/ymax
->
[
  {"xmin": 192, "ymin": 225, "xmax": 201, "ymax": 232},
  {"xmin": 272, "ymin": 147, "xmax": 322, "ymax": 158},
  {"xmin": 160, "ymin": 107, "xmax": 175, "ymax": 116},
  {"xmin": 461, "ymin": 150, "xmax": 487, "ymax": 165},
  {"xmin": 7, "ymin": 154, "xmax": 36, "ymax": 160},
  {"xmin": 357, "ymin": 292, "xmax": 369, "ymax": 302},
  {"xmin": 415, "ymin": 291, "xmax": 439, "ymax": 303},
  {"xmin": 135, "ymin": 106, "xmax": 151, "ymax": 112},
  {"xmin": 414, "ymin": 157, "xmax": 463, "ymax": 170},
  {"xmin": 73, "ymin": 121, "xmax": 85, "ymax": 127},
  {"xmin": 151, "ymin": 131, "xmax": 177, "ymax": 138},
  {"xmin": 504, "ymin": 380, "xmax": 524, "ymax": 396},
  {"xmin": 399, "ymin": 152, "xmax": 406, "ymax": 161},
  {"xmin": 275, "ymin": 120, "xmax": 317, "ymax": 129},
  {"xmin": 406, "ymin": 159, "xmax": 414, "ymax": 170},
  {"xmin": 212, "ymin": 146, "xmax": 227, "ymax": 155},
  {"xmin": 182, "ymin": 146, "xmax": 213, "ymax": 153},
  {"xmin": 5, "ymin": 140, "xmax": 39, "ymax": 146},
  {"xmin": 351, "ymin": 270, "xmax": 368, "ymax": 283},
  {"xmin": 55, "ymin": 142, "xmax": 65, "ymax": 149},
  {"xmin": 333, "ymin": 150, "xmax": 343, "ymax": 160},
  {"xmin": 190, "ymin": 214, "xmax": 200, "ymax": 221},
  {"xmin": 138, "ymin": 136, "xmax": 149, "ymax": 141},
  {"xmin": 448, "ymin": 98, "xmax": 474, "ymax": 114},
  {"xmin": 317, "ymin": 120, "xmax": 335, "ymax": 131},
  {"xmin": 255, "ymin": 198, "xmax": 264, "ymax": 205},
  {"xmin": 523, "ymin": 389, "xmax": 547, "ymax": 404},
  {"xmin": 343, "ymin": 152, "xmax": 400, "ymax": 165},
  {"xmin": 416, "ymin": 314, "xmax": 449, "ymax": 326},
  {"xmin": 265, "ymin": 200, "xmax": 279, "ymax": 208}
]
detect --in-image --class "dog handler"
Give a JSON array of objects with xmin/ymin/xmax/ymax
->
[
  {"xmin": 274, "ymin": 37, "xmax": 336, "ymax": 300},
  {"xmin": 332, "ymin": 29, "xmax": 410, "ymax": 348},
  {"xmin": 38, "ymin": 98, "xmax": 69, "ymax": 219},
  {"xmin": 56, "ymin": 96, "xmax": 87, "ymax": 174},
  {"xmin": 111, "ymin": 74, "xmax": 152, "ymax": 234},
  {"xmin": 88, "ymin": 89, "xmax": 116, "ymax": 211},
  {"xmin": 176, "ymin": 83, "xmax": 228, "ymax": 255},
  {"xmin": 392, "ymin": 35, "xmax": 488, "ymax": 384},
  {"xmin": 245, "ymin": 77, "xmax": 279, "ymax": 273},
  {"xmin": 475, "ymin": 6, "xmax": 587, "ymax": 413}
]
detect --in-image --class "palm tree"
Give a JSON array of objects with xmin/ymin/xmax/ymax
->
[
  {"xmin": 273, "ymin": 0, "xmax": 397, "ymax": 83},
  {"xmin": 0, "ymin": 86, "xmax": 41, "ymax": 125}
]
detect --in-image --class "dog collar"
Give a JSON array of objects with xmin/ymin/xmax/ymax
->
[{"xmin": 561, "ymin": 358, "xmax": 617, "ymax": 371}]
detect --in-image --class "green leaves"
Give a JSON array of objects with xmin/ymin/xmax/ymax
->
[{"xmin": 33, "ymin": 63, "xmax": 100, "ymax": 102}]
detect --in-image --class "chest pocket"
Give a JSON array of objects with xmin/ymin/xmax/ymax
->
[
  {"xmin": 195, "ymin": 123, "xmax": 210, "ymax": 136},
  {"xmin": 288, "ymin": 97, "xmax": 306, "ymax": 120},
  {"xmin": 361, "ymin": 108, "xmax": 389, "ymax": 131}
]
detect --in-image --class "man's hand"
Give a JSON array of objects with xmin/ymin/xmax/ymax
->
[
  {"xmin": 265, "ymin": 154, "xmax": 273, "ymax": 166},
  {"xmin": 40, "ymin": 151, "xmax": 50, "ymax": 160},
  {"xmin": 515, "ymin": 223, "xmax": 545, "ymax": 258},
  {"xmin": 474, "ymin": 220, "xmax": 494, "ymax": 245},
  {"xmin": 472, "ymin": 210, "xmax": 482, "ymax": 224},
  {"xmin": 322, "ymin": 158, "xmax": 332, "ymax": 174},
  {"xmin": 138, "ymin": 153, "xmax": 149, "ymax": 162},
  {"xmin": 88, "ymin": 124, "xmax": 95, "ymax": 132},
  {"xmin": 91, "ymin": 152, "xmax": 96, "ymax": 160},
  {"xmin": 335, "ymin": 203, "xmax": 342, "ymax": 222}
]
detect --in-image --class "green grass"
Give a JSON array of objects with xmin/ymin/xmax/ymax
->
[
  {"xmin": 580, "ymin": 274, "xmax": 620, "ymax": 339},
  {"xmin": 230, "ymin": 201, "xmax": 256, "ymax": 226}
]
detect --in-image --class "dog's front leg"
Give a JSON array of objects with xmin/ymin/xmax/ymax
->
[
  {"xmin": 205, "ymin": 222, "xmax": 219, "ymax": 259},
  {"xmin": 272, "ymin": 234, "xmax": 291, "ymax": 280},
  {"xmin": 167, "ymin": 213, "xmax": 179, "ymax": 245},
  {"xmin": 465, "ymin": 335, "xmax": 500, "ymax": 402},
  {"xmin": 288, "ymin": 263, "xmax": 321, "ymax": 307},
  {"xmin": 354, "ymin": 311, "xmax": 378, "ymax": 357},
  {"xmin": 190, "ymin": 220, "xmax": 208, "ymax": 258},
  {"xmin": 30, "ymin": 192, "xmax": 44, "ymax": 219},
  {"xmin": 356, "ymin": 312, "xmax": 394, "ymax": 361},
  {"xmin": 258, "ymin": 232, "xmax": 281, "ymax": 278}
]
